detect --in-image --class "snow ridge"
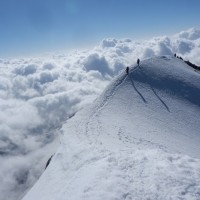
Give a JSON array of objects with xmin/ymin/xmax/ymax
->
[{"xmin": 22, "ymin": 56, "xmax": 200, "ymax": 200}]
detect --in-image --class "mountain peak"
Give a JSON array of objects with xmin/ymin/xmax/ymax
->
[{"xmin": 22, "ymin": 56, "xmax": 200, "ymax": 200}]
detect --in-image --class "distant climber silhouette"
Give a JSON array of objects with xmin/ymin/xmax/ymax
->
[
  {"xmin": 126, "ymin": 66, "xmax": 129, "ymax": 75},
  {"xmin": 45, "ymin": 155, "xmax": 53, "ymax": 169},
  {"xmin": 137, "ymin": 58, "xmax": 140, "ymax": 66}
]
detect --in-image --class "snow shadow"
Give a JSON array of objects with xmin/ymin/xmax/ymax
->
[
  {"xmin": 135, "ymin": 66, "xmax": 200, "ymax": 108},
  {"xmin": 129, "ymin": 74, "xmax": 147, "ymax": 103},
  {"xmin": 128, "ymin": 66, "xmax": 170, "ymax": 111},
  {"xmin": 150, "ymin": 86, "xmax": 170, "ymax": 112},
  {"xmin": 137, "ymin": 67, "xmax": 170, "ymax": 112}
]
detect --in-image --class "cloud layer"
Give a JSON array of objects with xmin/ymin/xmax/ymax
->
[{"xmin": 0, "ymin": 27, "xmax": 200, "ymax": 200}]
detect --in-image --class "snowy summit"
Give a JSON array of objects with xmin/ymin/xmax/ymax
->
[{"xmin": 23, "ymin": 56, "xmax": 200, "ymax": 200}]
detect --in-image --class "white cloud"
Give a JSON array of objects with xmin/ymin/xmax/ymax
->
[
  {"xmin": 14, "ymin": 64, "xmax": 38, "ymax": 76},
  {"xmin": 143, "ymin": 48, "xmax": 155, "ymax": 58},
  {"xmin": 101, "ymin": 38, "xmax": 118, "ymax": 48},
  {"xmin": 0, "ymin": 27, "xmax": 200, "ymax": 200},
  {"xmin": 83, "ymin": 53, "xmax": 113, "ymax": 76},
  {"xmin": 177, "ymin": 27, "xmax": 200, "ymax": 40}
]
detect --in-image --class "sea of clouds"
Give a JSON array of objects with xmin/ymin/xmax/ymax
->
[{"xmin": 0, "ymin": 27, "xmax": 200, "ymax": 200}]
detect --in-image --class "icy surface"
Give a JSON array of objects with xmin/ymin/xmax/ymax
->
[{"xmin": 23, "ymin": 56, "xmax": 200, "ymax": 200}]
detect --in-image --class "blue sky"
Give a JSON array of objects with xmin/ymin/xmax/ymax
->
[{"xmin": 0, "ymin": 0, "xmax": 200, "ymax": 57}]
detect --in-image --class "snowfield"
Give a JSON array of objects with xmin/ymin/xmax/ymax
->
[{"xmin": 23, "ymin": 56, "xmax": 200, "ymax": 200}]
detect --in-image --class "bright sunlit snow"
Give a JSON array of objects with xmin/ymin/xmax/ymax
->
[
  {"xmin": 0, "ymin": 28, "xmax": 200, "ymax": 200},
  {"xmin": 22, "ymin": 56, "xmax": 200, "ymax": 200}
]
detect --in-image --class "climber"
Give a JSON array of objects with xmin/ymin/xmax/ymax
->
[
  {"xmin": 126, "ymin": 66, "xmax": 129, "ymax": 75},
  {"xmin": 137, "ymin": 58, "xmax": 140, "ymax": 66}
]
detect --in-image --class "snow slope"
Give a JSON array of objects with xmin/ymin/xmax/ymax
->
[{"xmin": 22, "ymin": 56, "xmax": 200, "ymax": 200}]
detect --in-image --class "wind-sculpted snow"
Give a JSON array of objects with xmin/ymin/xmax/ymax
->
[
  {"xmin": 22, "ymin": 142, "xmax": 200, "ymax": 200},
  {"xmin": 23, "ymin": 56, "xmax": 200, "ymax": 200},
  {"xmin": 1, "ymin": 28, "xmax": 200, "ymax": 200}
]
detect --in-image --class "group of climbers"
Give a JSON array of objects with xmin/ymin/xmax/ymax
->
[
  {"xmin": 126, "ymin": 54, "xmax": 200, "ymax": 75},
  {"xmin": 126, "ymin": 58, "xmax": 140, "ymax": 75},
  {"xmin": 174, "ymin": 53, "xmax": 200, "ymax": 71}
]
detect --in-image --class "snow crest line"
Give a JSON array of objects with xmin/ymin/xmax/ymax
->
[
  {"xmin": 85, "ymin": 70, "xmax": 130, "ymax": 145},
  {"xmin": 98, "ymin": 65, "xmax": 139, "ymax": 111},
  {"xmin": 85, "ymin": 66, "xmax": 141, "ymax": 147}
]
